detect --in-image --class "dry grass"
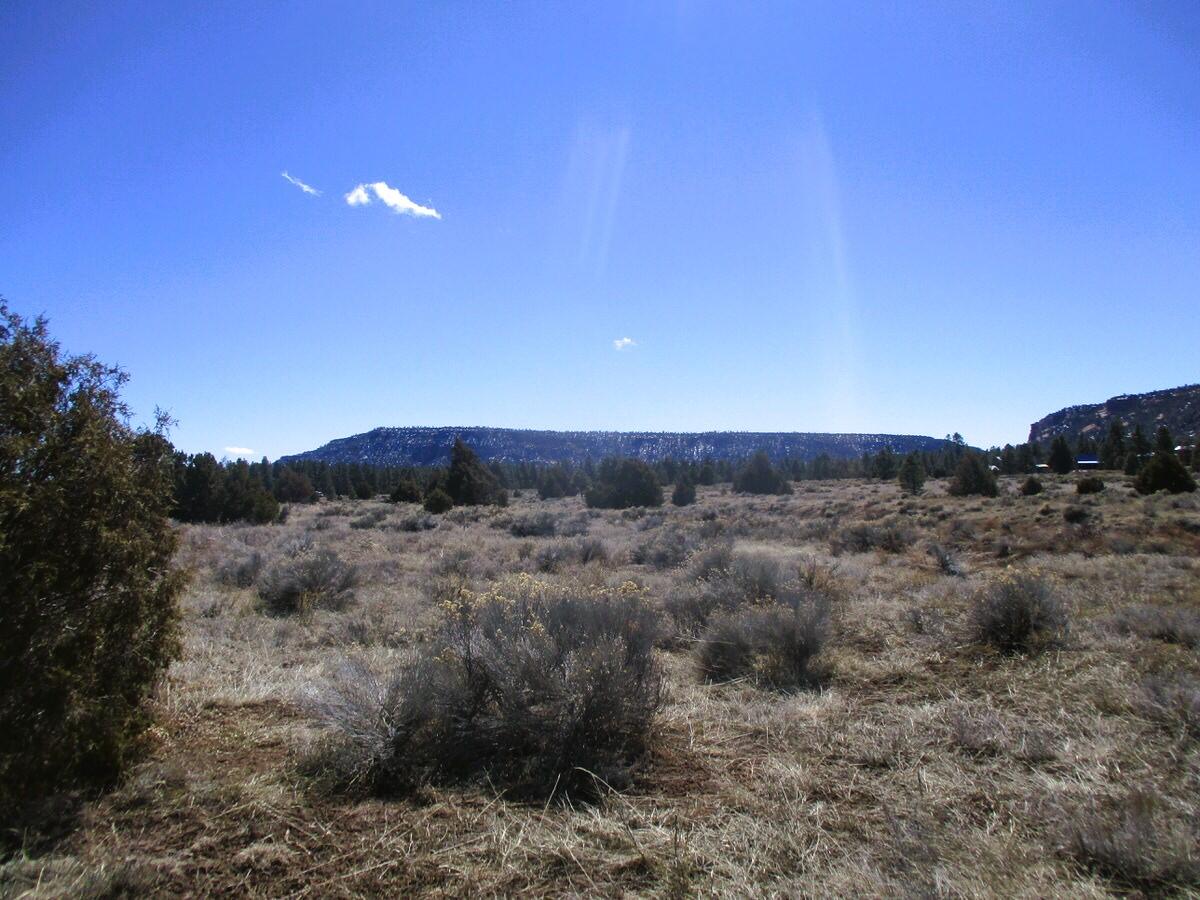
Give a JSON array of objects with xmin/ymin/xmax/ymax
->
[{"xmin": 5, "ymin": 472, "xmax": 1199, "ymax": 896}]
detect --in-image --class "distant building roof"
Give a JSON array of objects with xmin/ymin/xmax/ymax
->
[{"xmin": 1076, "ymin": 457, "xmax": 1100, "ymax": 465}]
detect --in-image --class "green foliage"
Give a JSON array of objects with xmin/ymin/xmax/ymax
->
[
  {"xmin": 1076, "ymin": 476, "xmax": 1105, "ymax": 495},
  {"xmin": 173, "ymin": 453, "xmax": 280, "ymax": 523},
  {"xmin": 1135, "ymin": 450, "xmax": 1197, "ymax": 495},
  {"xmin": 671, "ymin": 475, "xmax": 697, "ymax": 506},
  {"xmin": 585, "ymin": 459, "xmax": 664, "ymax": 509},
  {"xmin": 445, "ymin": 438, "xmax": 504, "ymax": 506},
  {"xmin": 1020, "ymin": 476, "xmax": 1044, "ymax": 496},
  {"xmin": 423, "ymin": 487, "xmax": 454, "ymax": 513},
  {"xmin": 732, "ymin": 451, "xmax": 793, "ymax": 495},
  {"xmin": 872, "ymin": 447, "xmax": 897, "ymax": 480},
  {"xmin": 948, "ymin": 453, "xmax": 998, "ymax": 497},
  {"xmin": 1048, "ymin": 435, "xmax": 1075, "ymax": 474},
  {"xmin": 274, "ymin": 467, "xmax": 315, "ymax": 503},
  {"xmin": 388, "ymin": 477, "xmax": 423, "ymax": 503},
  {"xmin": 0, "ymin": 301, "xmax": 184, "ymax": 824},
  {"xmin": 897, "ymin": 452, "xmax": 926, "ymax": 494}
]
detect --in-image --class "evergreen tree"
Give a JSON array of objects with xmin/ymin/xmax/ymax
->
[
  {"xmin": 423, "ymin": 487, "xmax": 454, "ymax": 513},
  {"xmin": 897, "ymin": 452, "xmax": 926, "ymax": 494},
  {"xmin": 1099, "ymin": 420, "xmax": 1126, "ymax": 470},
  {"xmin": 733, "ymin": 450, "xmax": 793, "ymax": 495},
  {"xmin": 873, "ymin": 447, "xmax": 898, "ymax": 480},
  {"xmin": 389, "ymin": 477, "xmax": 423, "ymax": 503},
  {"xmin": 585, "ymin": 458, "xmax": 663, "ymax": 509},
  {"xmin": 1048, "ymin": 435, "xmax": 1075, "ymax": 474},
  {"xmin": 697, "ymin": 460, "xmax": 716, "ymax": 486},
  {"xmin": 445, "ymin": 438, "xmax": 503, "ymax": 505},
  {"xmin": 671, "ymin": 474, "xmax": 697, "ymax": 506},
  {"xmin": 948, "ymin": 453, "xmax": 999, "ymax": 497},
  {"xmin": 1155, "ymin": 425, "xmax": 1175, "ymax": 455},
  {"xmin": 274, "ymin": 467, "xmax": 315, "ymax": 503},
  {"xmin": 0, "ymin": 302, "xmax": 184, "ymax": 820},
  {"xmin": 1135, "ymin": 446, "xmax": 1197, "ymax": 495}
]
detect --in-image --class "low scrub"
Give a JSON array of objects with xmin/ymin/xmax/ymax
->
[
  {"xmin": 1111, "ymin": 604, "xmax": 1200, "ymax": 649},
  {"xmin": 304, "ymin": 576, "xmax": 664, "ymax": 799},
  {"xmin": 631, "ymin": 526, "xmax": 693, "ymax": 570},
  {"xmin": 968, "ymin": 572, "xmax": 1068, "ymax": 654},
  {"xmin": 696, "ymin": 599, "xmax": 829, "ymax": 690},
  {"xmin": 215, "ymin": 550, "xmax": 266, "ymax": 588},
  {"xmin": 257, "ymin": 548, "xmax": 358, "ymax": 616},
  {"xmin": 1066, "ymin": 790, "xmax": 1200, "ymax": 891},
  {"xmin": 1076, "ymin": 476, "xmax": 1105, "ymax": 495},
  {"xmin": 509, "ymin": 511, "xmax": 558, "ymax": 538},
  {"xmin": 1136, "ymin": 675, "xmax": 1200, "ymax": 741},
  {"xmin": 830, "ymin": 519, "xmax": 916, "ymax": 555},
  {"xmin": 1020, "ymin": 476, "xmax": 1043, "ymax": 496}
]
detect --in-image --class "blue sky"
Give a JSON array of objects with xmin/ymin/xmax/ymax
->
[{"xmin": 2, "ymin": 2, "xmax": 1198, "ymax": 458}]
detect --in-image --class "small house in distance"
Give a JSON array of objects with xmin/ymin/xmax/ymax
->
[{"xmin": 1075, "ymin": 456, "xmax": 1101, "ymax": 470}]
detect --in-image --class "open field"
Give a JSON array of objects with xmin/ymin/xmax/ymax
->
[{"xmin": 4, "ymin": 474, "xmax": 1199, "ymax": 898}]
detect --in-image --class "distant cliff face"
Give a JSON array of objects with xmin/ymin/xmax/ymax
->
[
  {"xmin": 281, "ymin": 427, "xmax": 951, "ymax": 467},
  {"xmin": 1029, "ymin": 384, "xmax": 1200, "ymax": 444}
]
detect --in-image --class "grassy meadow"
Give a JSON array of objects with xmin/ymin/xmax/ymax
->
[{"xmin": 4, "ymin": 473, "xmax": 1199, "ymax": 898}]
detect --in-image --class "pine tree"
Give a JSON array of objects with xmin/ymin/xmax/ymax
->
[
  {"xmin": 1048, "ymin": 435, "xmax": 1075, "ymax": 474},
  {"xmin": 445, "ymin": 437, "xmax": 503, "ymax": 506},
  {"xmin": 733, "ymin": 451, "xmax": 793, "ymax": 495},
  {"xmin": 1099, "ymin": 420, "xmax": 1126, "ymax": 470},
  {"xmin": 585, "ymin": 458, "xmax": 663, "ymax": 509},
  {"xmin": 897, "ymin": 452, "xmax": 926, "ymax": 494},
  {"xmin": 949, "ymin": 453, "xmax": 998, "ymax": 497},
  {"xmin": 873, "ymin": 447, "xmax": 898, "ymax": 480}
]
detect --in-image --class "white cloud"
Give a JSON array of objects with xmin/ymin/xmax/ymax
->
[
  {"xmin": 344, "ymin": 184, "xmax": 371, "ymax": 206},
  {"xmin": 344, "ymin": 181, "xmax": 440, "ymax": 218},
  {"xmin": 224, "ymin": 446, "xmax": 255, "ymax": 457},
  {"xmin": 613, "ymin": 337, "xmax": 636, "ymax": 351},
  {"xmin": 281, "ymin": 171, "xmax": 320, "ymax": 195}
]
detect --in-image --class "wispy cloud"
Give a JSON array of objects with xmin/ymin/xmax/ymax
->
[
  {"xmin": 224, "ymin": 446, "xmax": 255, "ymax": 457},
  {"xmin": 613, "ymin": 337, "xmax": 636, "ymax": 351},
  {"xmin": 344, "ymin": 181, "xmax": 440, "ymax": 218},
  {"xmin": 281, "ymin": 171, "xmax": 320, "ymax": 196}
]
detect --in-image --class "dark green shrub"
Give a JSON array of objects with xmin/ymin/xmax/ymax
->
[
  {"xmin": 257, "ymin": 549, "xmax": 358, "ymax": 615},
  {"xmin": 0, "ymin": 302, "xmax": 184, "ymax": 825},
  {"xmin": 948, "ymin": 454, "xmax": 998, "ymax": 497},
  {"xmin": 305, "ymin": 577, "xmax": 664, "ymax": 799},
  {"xmin": 1020, "ymin": 476, "xmax": 1043, "ymax": 496},
  {"xmin": 585, "ymin": 459, "xmax": 663, "ymax": 509},
  {"xmin": 733, "ymin": 451, "xmax": 793, "ymax": 495},
  {"xmin": 671, "ymin": 477, "xmax": 697, "ymax": 506},
  {"xmin": 969, "ymin": 573, "xmax": 1068, "ymax": 654},
  {"xmin": 1135, "ymin": 451, "xmax": 1197, "ymax": 495},
  {"xmin": 1063, "ymin": 505, "xmax": 1089, "ymax": 524},
  {"xmin": 1076, "ymin": 476, "xmax": 1105, "ymax": 494},
  {"xmin": 389, "ymin": 478, "xmax": 422, "ymax": 503},
  {"xmin": 423, "ymin": 488, "xmax": 454, "ymax": 514}
]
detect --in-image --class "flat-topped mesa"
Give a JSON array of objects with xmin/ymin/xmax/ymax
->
[
  {"xmin": 281, "ymin": 426, "xmax": 952, "ymax": 468},
  {"xmin": 1029, "ymin": 384, "xmax": 1200, "ymax": 445}
]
